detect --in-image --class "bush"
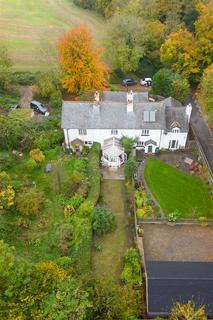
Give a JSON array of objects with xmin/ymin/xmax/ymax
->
[
  {"xmin": 26, "ymin": 158, "xmax": 38, "ymax": 171},
  {"xmin": 92, "ymin": 206, "xmax": 115, "ymax": 235},
  {"xmin": 16, "ymin": 188, "xmax": 46, "ymax": 217},
  {"xmin": 12, "ymin": 71, "xmax": 40, "ymax": 85},
  {"xmin": 121, "ymin": 136, "xmax": 135, "ymax": 157},
  {"xmin": 125, "ymin": 157, "xmax": 137, "ymax": 181},
  {"xmin": 0, "ymin": 152, "xmax": 14, "ymax": 171},
  {"xmin": 87, "ymin": 143, "xmax": 101, "ymax": 204},
  {"xmin": 152, "ymin": 68, "xmax": 190, "ymax": 103},
  {"xmin": 0, "ymin": 171, "xmax": 15, "ymax": 210},
  {"xmin": 121, "ymin": 248, "xmax": 141, "ymax": 285},
  {"xmin": 29, "ymin": 148, "xmax": 45, "ymax": 164},
  {"xmin": 50, "ymin": 90, "xmax": 62, "ymax": 109}
]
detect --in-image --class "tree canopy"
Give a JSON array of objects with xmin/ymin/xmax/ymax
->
[{"xmin": 58, "ymin": 25, "xmax": 109, "ymax": 94}]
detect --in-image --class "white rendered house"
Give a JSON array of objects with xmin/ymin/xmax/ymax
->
[{"xmin": 61, "ymin": 91, "xmax": 192, "ymax": 166}]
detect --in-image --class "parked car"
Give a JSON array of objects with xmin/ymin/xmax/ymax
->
[
  {"xmin": 140, "ymin": 78, "xmax": 152, "ymax": 86},
  {"xmin": 8, "ymin": 104, "xmax": 20, "ymax": 112},
  {"xmin": 122, "ymin": 79, "xmax": 138, "ymax": 86},
  {"xmin": 30, "ymin": 100, "xmax": 49, "ymax": 115}
]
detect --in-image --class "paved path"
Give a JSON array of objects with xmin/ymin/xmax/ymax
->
[
  {"xmin": 189, "ymin": 97, "xmax": 213, "ymax": 177},
  {"xmin": 101, "ymin": 166, "xmax": 125, "ymax": 180}
]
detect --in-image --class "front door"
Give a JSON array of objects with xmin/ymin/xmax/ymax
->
[{"xmin": 148, "ymin": 145, "xmax": 153, "ymax": 153}]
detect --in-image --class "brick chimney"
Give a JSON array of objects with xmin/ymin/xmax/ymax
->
[
  {"xmin": 127, "ymin": 90, "xmax": 134, "ymax": 112},
  {"xmin": 93, "ymin": 91, "xmax": 100, "ymax": 113},
  {"xmin": 94, "ymin": 91, "xmax": 100, "ymax": 102}
]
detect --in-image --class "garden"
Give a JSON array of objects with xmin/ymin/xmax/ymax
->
[{"xmin": 144, "ymin": 158, "xmax": 212, "ymax": 219}]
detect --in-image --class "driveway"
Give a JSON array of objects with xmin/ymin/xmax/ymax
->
[{"xmin": 189, "ymin": 97, "xmax": 213, "ymax": 176}]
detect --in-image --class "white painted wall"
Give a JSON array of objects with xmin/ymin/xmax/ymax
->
[{"xmin": 64, "ymin": 128, "xmax": 189, "ymax": 153}]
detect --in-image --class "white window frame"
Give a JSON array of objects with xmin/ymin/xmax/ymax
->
[
  {"xmin": 79, "ymin": 129, "xmax": 87, "ymax": 135},
  {"xmin": 141, "ymin": 129, "xmax": 149, "ymax": 136},
  {"xmin": 172, "ymin": 128, "xmax": 180, "ymax": 133},
  {"xmin": 137, "ymin": 141, "xmax": 144, "ymax": 147}
]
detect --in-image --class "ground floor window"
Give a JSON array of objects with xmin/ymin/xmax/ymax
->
[
  {"xmin": 169, "ymin": 140, "xmax": 178, "ymax": 148},
  {"xmin": 137, "ymin": 141, "xmax": 144, "ymax": 146}
]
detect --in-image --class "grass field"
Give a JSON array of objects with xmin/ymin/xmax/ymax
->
[
  {"xmin": 0, "ymin": 0, "xmax": 106, "ymax": 71},
  {"xmin": 144, "ymin": 158, "xmax": 212, "ymax": 219}
]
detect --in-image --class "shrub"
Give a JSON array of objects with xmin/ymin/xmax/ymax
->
[
  {"xmin": 121, "ymin": 136, "xmax": 135, "ymax": 157},
  {"xmin": 91, "ymin": 206, "xmax": 115, "ymax": 235},
  {"xmin": 26, "ymin": 158, "xmax": 38, "ymax": 171},
  {"xmin": 16, "ymin": 188, "xmax": 46, "ymax": 217},
  {"xmin": 12, "ymin": 71, "xmax": 40, "ymax": 85},
  {"xmin": 121, "ymin": 248, "xmax": 141, "ymax": 285},
  {"xmin": 125, "ymin": 157, "xmax": 137, "ymax": 181},
  {"xmin": 0, "ymin": 152, "xmax": 14, "ymax": 171},
  {"xmin": 50, "ymin": 90, "xmax": 62, "ymax": 109},
  {"xmin": 168, "ymin": 210, "xmax": 180, "ymax": 223},
  {"xmin": 29, "ymin": 148, "xmax": 45, "ymax": 164},
  {"xmin": 0, "ymin": 171, "xmax": 15, "ymax": 210}
]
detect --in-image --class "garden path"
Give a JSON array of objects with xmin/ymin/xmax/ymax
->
[{"xmin": 92, "ymin": 178, "xmax": 133, "ymax": 280}]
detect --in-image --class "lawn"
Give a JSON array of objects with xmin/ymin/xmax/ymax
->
[
  {"xmin": 0, "ymin": 0, "xmax": 106, "ymax": 71},
  {"xmin": 93, "ymin": 180, "xmax": 133, "ymax": 280},
  {"xmin": 144, "ymin": 158, "xmax": 212, "ymax": 219}
]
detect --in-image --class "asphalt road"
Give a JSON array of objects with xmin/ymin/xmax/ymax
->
[{"xmin": 189, "ymin": 97, "xmax": 213, "ymax": 176}]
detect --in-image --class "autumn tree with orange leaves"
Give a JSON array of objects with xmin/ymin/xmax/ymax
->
[{"xmin": 58, "ymin": 25, "xmax": 109, "ymax": 94}]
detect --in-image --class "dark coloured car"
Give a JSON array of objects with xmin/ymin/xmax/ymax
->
[
  {"xmin": 122, "ymin": 79, "xmax": 138, "ymax": 86},
  {"xmin": 30, "ymin": 100, "xmax": 49, "ymax": 115}
]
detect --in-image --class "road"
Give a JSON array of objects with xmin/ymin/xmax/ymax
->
[{"xmin": 189, "ymin": 97, "xmax": 213, "ymax": 177}]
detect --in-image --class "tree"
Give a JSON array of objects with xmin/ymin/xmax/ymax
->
[
  {"xmin": 121, "ymin": 136, "xmax": 135, "ymax": 157},
  {"xmin": 0, "ymin": 45, "xmax": 12, "ymax": 90},
  {"xmin": 0, "ymin": 171, "xmax": 15, "ymax": 210},
  {"xmin": 170, "ymin": 301, "xmax": 207, "ymax": 320},
  {"xmin": 105, "ymin": 13, "xmax": 164, "ymax": 73},
  {"xmin": 152, "ymin": 68, "xmax": 190, "ymax": 103},
  {"xmin": 125, "ymin": 157, "xmax": 137, "ymax": 181},
  {"xmin": 91, "ymin": 206, "xmax": 115, "ymax": 235},
  {"xmin": 160, "ymin": 28, "xmax": 199, "ymax": 80},
  {"xmin": 58, "ymin": 25, "xmax": 109, "ymax": 94},
  {"xmin": 198, "ymin": 64, "xmax": 213, "ymax": 124},
  {"xmin": 16, "ymin": 188, "xmax": 46, "ymax": 217},
  {"xmin": 195, "ymin": 2, "xmax": 213, "ymax": 71}
]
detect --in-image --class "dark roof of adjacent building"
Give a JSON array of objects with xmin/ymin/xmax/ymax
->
[
  {"xmin": 61, "ymin": 92, "xmax": 188, "ymax": 131},
  {"xmin": 146, "ymin": 261, "xmax": 213, "ymax": 316}
]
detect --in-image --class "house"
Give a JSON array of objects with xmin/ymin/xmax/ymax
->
[
  {"xmin": 142, "ymin": 223, "xmax": 213, "ymax": 317},
  {"xmin": 61, "ymin": 91, "xmax": 192, "ymax": 166}
]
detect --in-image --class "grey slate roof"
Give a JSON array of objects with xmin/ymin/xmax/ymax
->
[
  {"xmin": 146, "ymin": 261, "xmax": 213, "ymax": 316},
  {"xmin": 61, "ymin": 92, "xmax": 188, "ymax": 132},
  {"xmin": 103, "ymin": 91, "xmax": 148, "ymax": 102}
]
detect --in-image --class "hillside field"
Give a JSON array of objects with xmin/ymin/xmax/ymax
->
[{"xmin": 0, "ymin": 0, "xmax": 106, "ymax": 71}]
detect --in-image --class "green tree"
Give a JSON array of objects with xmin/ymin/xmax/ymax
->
[
  {"xmin": 152, "ymin": 68, "xmax": 190, "ymax": 103},
  {"xmin": 91, "ymin": 206, "xmax": 115, "ymax": 235},
  {"xmin": 0, "ymin": 45, "xmax": 12, "ymax": 90},
  {"xmin": 198, "ymin": 64, "xmax": 213, "ymax": 124},
  {"xmin": 121, "ymin": 136, "xmax": 135, "ymax": 157}
]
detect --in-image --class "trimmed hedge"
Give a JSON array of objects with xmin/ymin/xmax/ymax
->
[{"xmin": 70, "ymin": 143, "xmax": 101, "ymax": 274}]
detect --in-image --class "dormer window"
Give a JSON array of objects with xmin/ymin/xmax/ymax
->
[
  {"xmin": 144, "ymin": 110, "xmax": 156, "ymax": 122},
  {"xmin": 172, "ymin": 128, "xmax": 180, "ymax": 133}
]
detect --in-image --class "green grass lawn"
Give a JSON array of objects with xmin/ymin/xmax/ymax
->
[
  {"xmin": 0, "ymin": 0, "xmax": 106, "ymax": 71},
  {"xmin": 144, "ymin": 158, "xmax": 212, "ymax": 219}
]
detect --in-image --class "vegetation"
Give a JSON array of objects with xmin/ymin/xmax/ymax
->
[
  {"xmin": 0, "ymin": 0, "xmax": 105, "ymax": 71},
  {"xmin": 198, "ymin": 64, "xmax": 213, "ymax": 126},
  {"xmin": 58, "ymin": 25, "xmax": 109, "ymax": 94},
  {"xmin": 92, "ymin": 206, "xmax": 115, "ymax": 235},
  {"xmin": 135, "ymin": 187, "xmax": 160, "ymax": 219},
  {"xmin": 125, "ymin": 157, "xmax": 137, "ymax": 181},
  {"xmin": 121, "ymin": 248, "xmax": 141, "ymax": 285},
  {"xmin": 144, "ymin": 159, "xmax": 212, "ymax": 219},
  {"xmin": 170, "ymin": 301, "xmax": 207, "ymax": 320},
  {"xmin": 0, "ymin": 45, "xmax": 12, "ymax": 90},
  {"xmin": 152, "ymin": 68, "xmax": 190, "ymax": 103}
]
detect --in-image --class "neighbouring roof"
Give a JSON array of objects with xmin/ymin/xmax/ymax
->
[
  {"xmin": 61, "ymin": 92, "xmax": 188, "ymax": 131},
  {"xmin": 146, "ymin": 261, "xmax": 213, "ymax": 316}
]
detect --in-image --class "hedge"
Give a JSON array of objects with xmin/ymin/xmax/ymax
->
[{"xmin": 70, "ymin": 143, "xmax": 101, "ymax": 274}]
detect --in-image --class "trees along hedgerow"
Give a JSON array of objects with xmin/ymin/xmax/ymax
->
[
  {"xmin": 58, "ymin": 25, "xmax": 109, "ymax": 94},
  {"xmin": 198, "ymin": 64, "xmax": 213, "ymax": 125}
]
